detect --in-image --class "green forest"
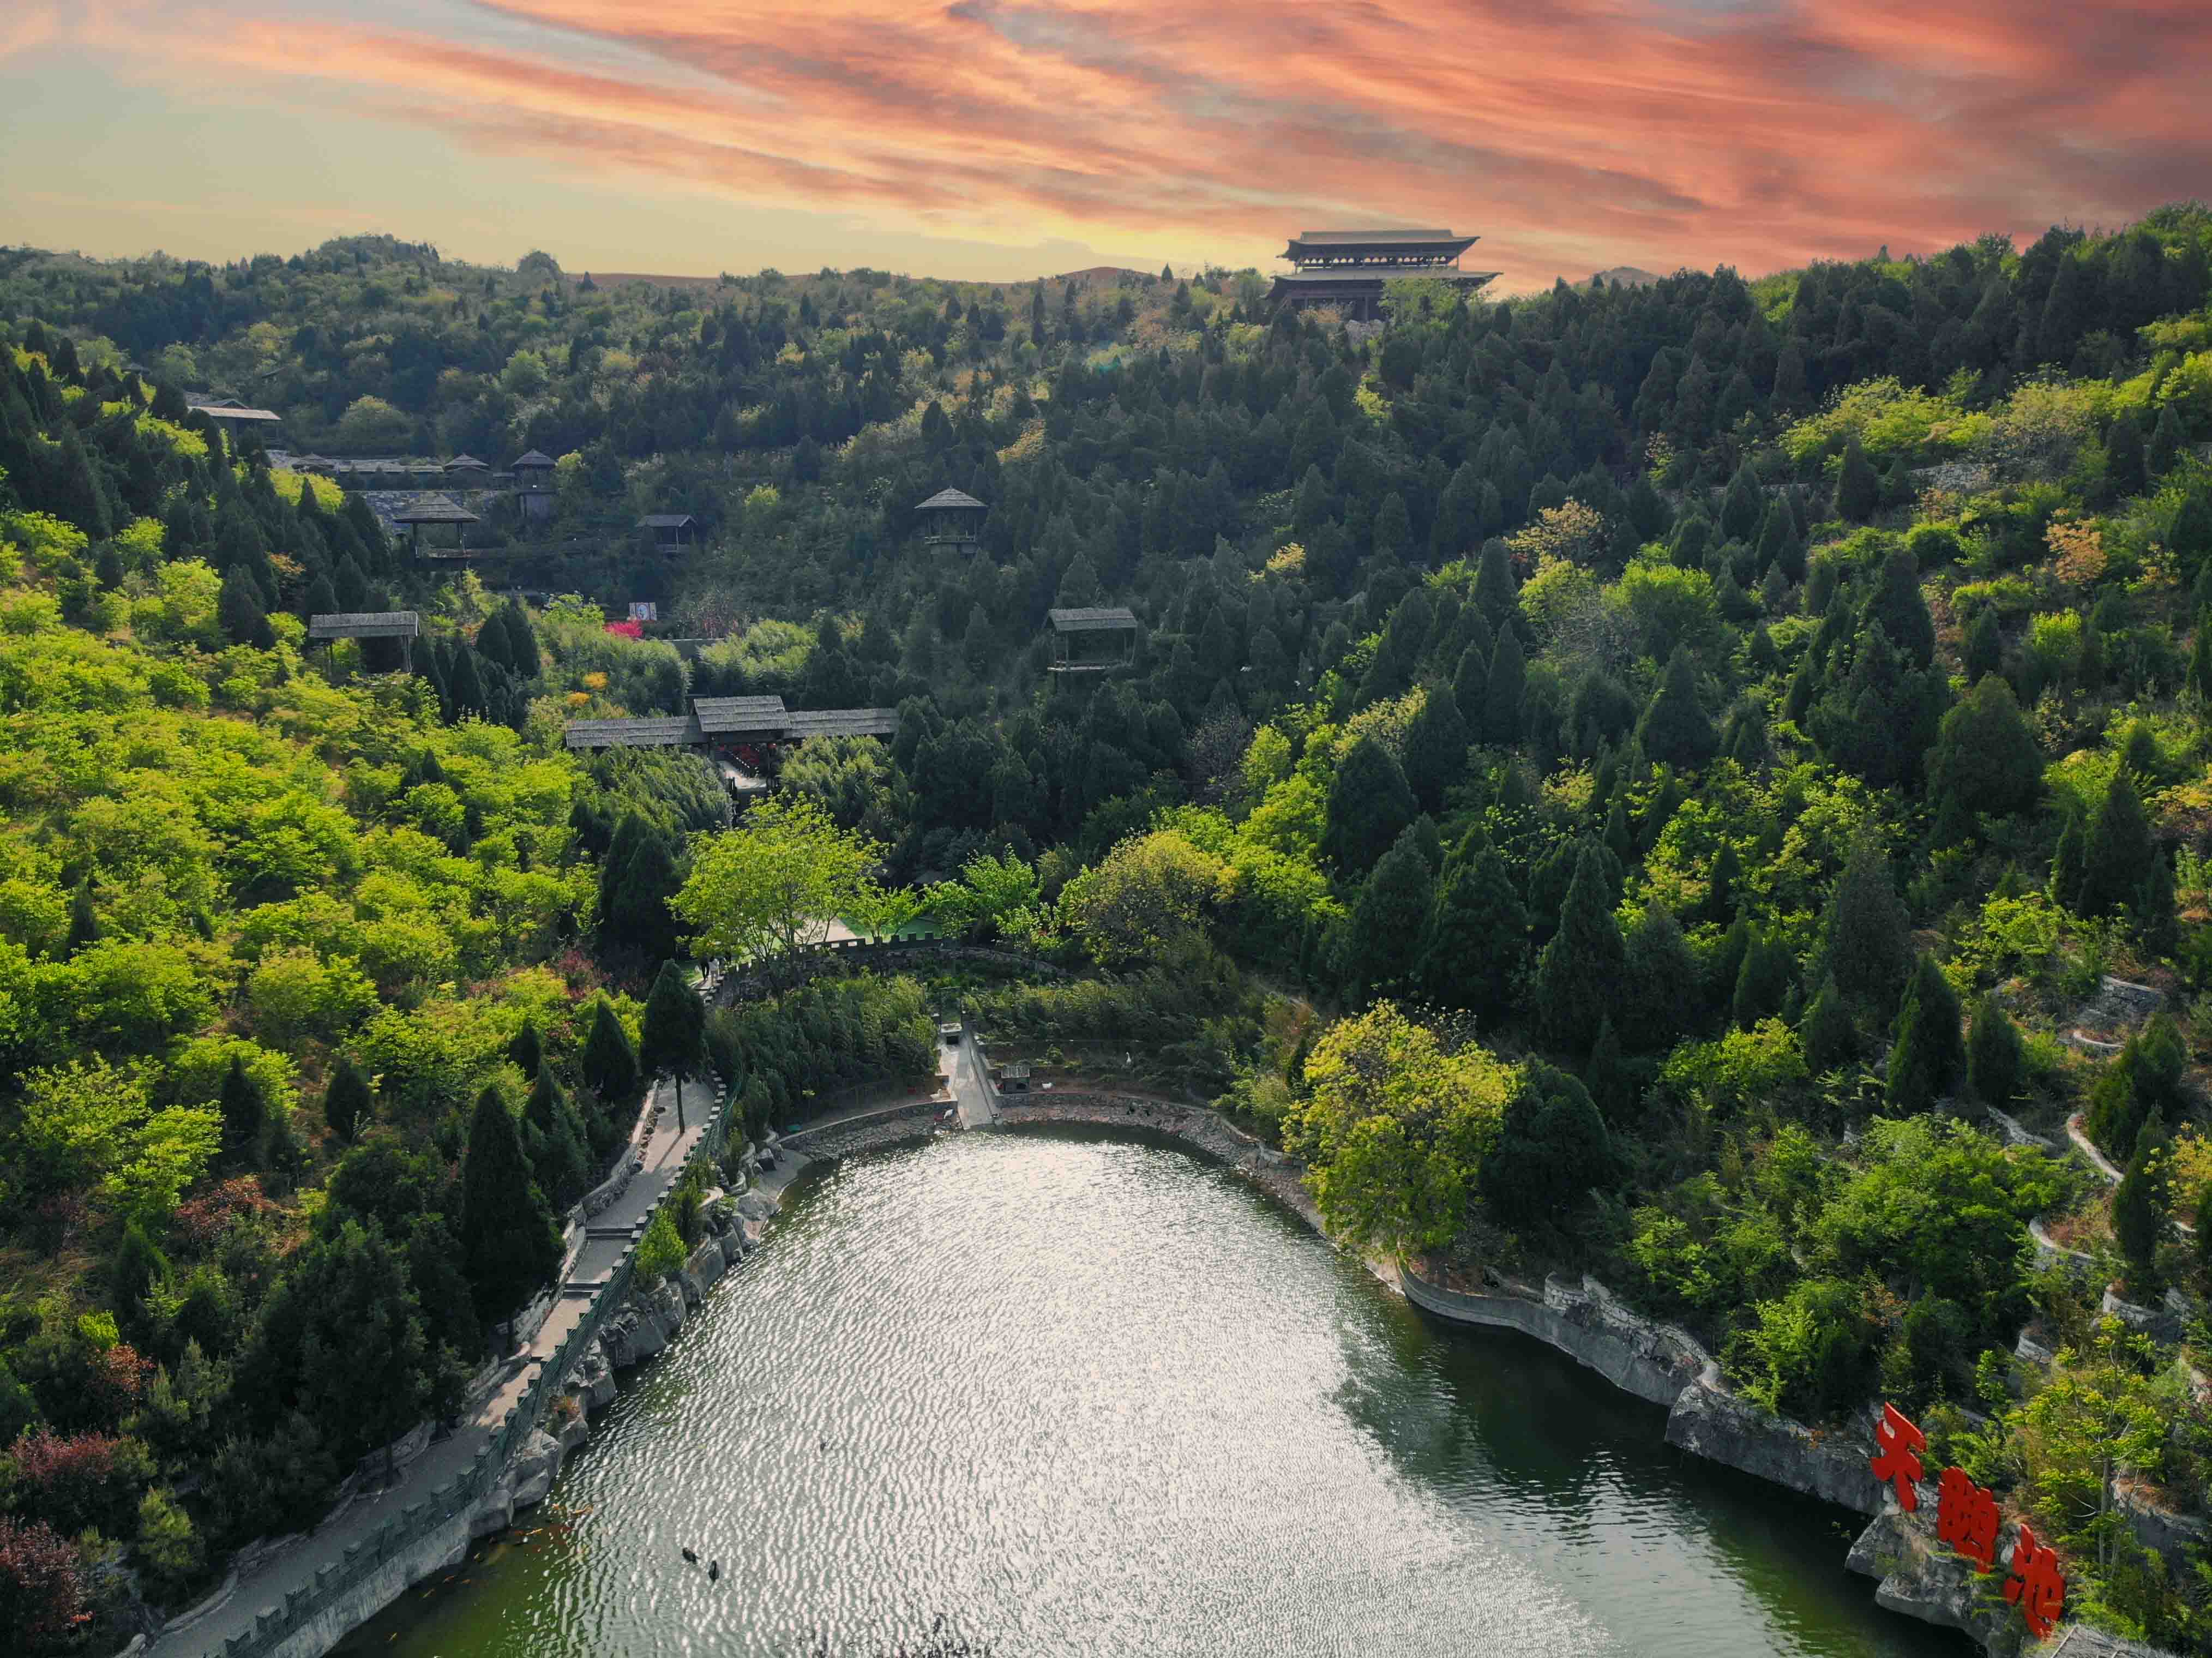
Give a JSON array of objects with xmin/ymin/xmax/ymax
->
[{"xmin": 4, "ymin": 205, "xmax": 2212, "ymax": 1647}]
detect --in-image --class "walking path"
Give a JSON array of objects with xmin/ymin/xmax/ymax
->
[
  {"xmin": 944, "ymin": 1029, "xmax": 995, "ymax": 1128},
  {"xmin": 151, "ymin": 1074, "xmax": 711, "ymax": 1658}
]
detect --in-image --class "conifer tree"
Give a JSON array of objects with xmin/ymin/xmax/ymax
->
[
  {"xmin": 1343, "ymin": 837, "xmax": 1435, "ymax": 1001},
  {"xmin": 524, "ymin": 1062, "xmax": 591, "ymax": 1209},
  {"xmin": 1816, "ymin": 839, "xmax": 1912, "ymax": 1016},
  {"xmin": 1928, "ymin": 674, "xmax": 2042, "ymax": 820},
  {"xmin": 1420, "ymin": 847, "xmax": 1526, "ymax": 1021},
  {"xmin": 1451, "ymin": 641, "xmax": 1489, "ymax": 722},
  {"xmin": 1965, "ymin": 993, "xmax": 2024, "ymax": 1108},
  {"xmin": 1732, "ymin": 932, "xmax": 1794, "ymax": 1030},
  {"xmin": 66, "ymin": 878, "xmax": 99, "ymax": 955},
  {"xmin": 219, "ymin": 1055, "xmax": 266, "ymax": 1165},
  {"xmin": 1964, "ymin": 606, "xmax": 2004, "ymax": 684},
  {"xmin": 1583, "ymin": 1016, "xmax": 1633, "ymax": 1125},
  {"xmin": 324, "ymin": 1055, "xmax": 372, "ymax": 1142},
  {"xmin": 1886, "ymin": 954, "xmax": 1964, "ymax": 1112},
  {"xmin": 2112, "ymin": 1120, "xmax": 2169, "ymax": 1296},
  {"xmin": 1835, "ymin": 434, "xmax": 1879, "ymax": 523},
  {"xmin": 1634, "ymin": 647, "xmax": 1717, "ymax": 769},
  {"xmin": 446, "ymin": 643, "xmax": 487, "ymax": 720},
  {"xmin": 639, "ymin": 959, "xmax": 706, "ymax": 1131},
  {"xmin": 1706, "ymin": 841, "xmax": 1741, "ymax": 923},
  {"xmin": 1801, "ymin": 974, "xmax": 1857, "ymax": 1072},
  {"xmin": 2051, "ymin": 807, "xmax": 2087, "ymax": 911},
  {"xmin": 1399, "ymin": 681, "xmax": 1471, "ymax": 813},
  {"xmin": 1620, "ymin": 900, "xmax": 1697, "ymax": 1052},
  {"xmin": 1323, "ymin": 736, "xmax": 1417, "ymax": 874},
  {"xmin": 1482, "ymin": 628, "xmax": 1525, "ymax": 746},
  {"xmin": 508, "ymin": 1020, "xmax": 543, "ymax": 1080},
  {"xmin": 1534, "ymin": 846, "xmax": 1626, "ymax": 1052},
  {"xmin": 217, "ymin": 567, "xmax": 275, "ymax": 650},
  {"xmin": 1866, "ymin": 548, "xmax": 1937, "ymax": 670},
  {"xmin": 2174, "ymin": 490, "xmax": 2212, "ymax": 575},
  {"xmin": 1720, "ymin": 464, "xmax": 1764, "ymax": 543},
  {"xmin": 458, "ymin": 1086, "xmax": 561, "ymax": 1330},
  {"xmin": 580, "ymin": 999, "xmax": 639, "ymax": 1105},
  {"xmin": 2149, "ymin": 404, "xmax": 2184, "ymax": 477},
  {"xmin": 1480, "ymin": 1061, "xmax": 1615, "ymax": 1228},
  {"xmin": 2107, "ymin": 411, "xmax": 2148, "ymax": 499},
  {"xmin": 2078, "ymin": 769, "xmax": 2154, "ymax": 917}
]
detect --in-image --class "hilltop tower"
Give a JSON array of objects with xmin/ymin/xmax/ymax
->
[{"xmin": 1268, "ymin": 229, "xmax": 1499, "ymax": 321}]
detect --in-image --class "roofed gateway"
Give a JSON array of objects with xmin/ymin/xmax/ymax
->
[{"xmin": 1269, "ymin": 227, "xmax": 1499, "ymax": 321}]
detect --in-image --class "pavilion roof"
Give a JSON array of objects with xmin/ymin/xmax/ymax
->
[
  {"xmin": 638, "ymin": 514, "xmax": 697, "ymax": 529},
  {"xmin": 779, "ymin": 707, "xmax": 899, "ymax": 740},
  {"xmin": 563, "ymin": 716, "xmax": 704, "ymax": 750},
  {"xmin": 916, "ymin": 486, "xmax": 985, "ymax": 512},
  {"xmin": 446, "ymin": 454, "xmax": 490, "ymax": 470},
  {"xmin": 308, "ymin": 610, "xmax": 420, "ymax": 640},
  {"xmin": 512, "ymin": 449, "xmax": 557, "ymax": 468},
  {"xmin": 692, "ymin": 694, "xmax": 790, "ymax": 735},
  {"xmin": 389, "ymin": 493, "xmax": 480, "ymax": 525},
  {"xmin": 1292, "ymin": 228, "xmax": 1460, "ymax": 245},
  {"xmin": 1047, "ymin": 606, "xmax": 1138, "ymax": 633}
]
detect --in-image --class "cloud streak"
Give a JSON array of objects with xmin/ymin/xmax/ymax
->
[{"xmin": 13, "ymin": 0, "xmax": 2211, "ymax": 284}]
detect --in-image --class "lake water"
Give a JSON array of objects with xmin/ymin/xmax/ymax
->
[{"xmin": 337, "ymin": 1127, "xmax": 1966, "ymax": 1657}]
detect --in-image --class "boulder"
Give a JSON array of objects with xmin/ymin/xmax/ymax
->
[
  {"xmin": 555, "ymin": 1412, "xmax": 590, "ymax": 1457},
  {"xmin": 688, "ymin": 1238, "xmax": 727, "ymax": 1291},
  {"xmin": 736, "ymin": 1191, "xmax": 775, "ymax": 1223},
  {"xmin": 676, "ymin": 1269, "xmax": 705, "ymax": 1310},
  {"xmin": 1664, "ymin": 1386, "xmax": 1884, "ymax": 1514},
  {"xmin": 468, "ymin": 1485, "xmax": 514, "ymax": 1539},
  {"xmin": 1843, "ymin": 1505, "xmax": 1999, "ymax": 1643},
  {"xmin": 601, "ymin": 1312, "xmax": 640, "ymax": 1370},
  {"xmin": 508, "ymin": 1428, "xmax": 564, "ymax": 1510},
  {"xmin": 568, "ymin": 1340, "xmax": 616, "ymax": 1410}
]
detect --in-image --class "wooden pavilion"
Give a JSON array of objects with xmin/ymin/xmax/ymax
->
[
  {"xmin": 308, "ymin": 610, "xmax": 420, "ymax": 668},
  {"xmin": 1047, "ymin": 606, "xmax": 1139, "ymax": 672},
  {"xmin": 390, "ymin": 494, "xmax": 480, "ymax": 558},
  {"xmin": 638, "ymin": 513, "xmax": 699, "ymax": 548},
  {"xmin": 916, "ymin": 486, "xmax": 986, "ymax": 548}
]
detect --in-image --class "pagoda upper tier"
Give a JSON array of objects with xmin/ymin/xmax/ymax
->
[{"xmin": 1270, "ymin": 227, "xmax": 1498, "ymax": 319}]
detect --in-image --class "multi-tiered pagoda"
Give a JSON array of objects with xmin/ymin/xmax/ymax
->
[{"xmin": 1267, "ymin": 229, "xmax": 1499, "ymax": 320}]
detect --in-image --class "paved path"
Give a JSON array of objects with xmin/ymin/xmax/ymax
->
[
  {"xmin": 153, "ymin": 1074, "xmax": 711, "ymax": 1658},
  {"xmin": 944, "ymin": 1030, "xmax": 996, "ymax": 1128}
]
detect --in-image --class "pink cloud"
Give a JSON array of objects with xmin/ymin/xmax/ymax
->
[{"xmin": 17, "ymin": 0, "xmax": 2211, "ymax": 285}]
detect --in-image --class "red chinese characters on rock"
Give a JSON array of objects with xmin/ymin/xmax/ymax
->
[
  {"xmin": 1872, "ymin": 1404, "xmax": 2066, "ymax": 1640},
  {"xmin": 2005, "ymin": 1524, "xmax": 2066, "ymax": 1641},
  {"xmin": 1935, "ymin": 1466, "xmax": 2000, "ymax": 1573},
  {"xmin": 1870, "ymin": 1401, "xmax": 1927, "ymax": 1510}
]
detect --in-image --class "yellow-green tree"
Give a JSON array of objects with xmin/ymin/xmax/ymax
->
[{"xmin": 671, "ymin": 796, "xmax": 885, "ymax": 986}]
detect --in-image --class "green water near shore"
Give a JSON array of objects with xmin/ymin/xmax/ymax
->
[{"xmin": 337, "ymin": 1128, "xmax": 1967, "ymax": 1657}]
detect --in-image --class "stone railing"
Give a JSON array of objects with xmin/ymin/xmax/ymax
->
[{"xmin": 204, "ymin": 1073, "xmax": 731, "ymax": 1657}]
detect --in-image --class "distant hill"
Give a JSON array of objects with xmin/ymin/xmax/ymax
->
[{"xmin": 1585, "ymin": 266, "xmax": 1662, "ymax": 289}]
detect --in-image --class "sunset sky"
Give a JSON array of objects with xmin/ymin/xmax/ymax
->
[{"xmin": 3, "ymin": 0, "xmax": 2207, "ymax": 291}]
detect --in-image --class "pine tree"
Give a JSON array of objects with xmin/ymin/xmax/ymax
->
[
  {"xmin": 1583, "ymin": 1016, "xmax": 1633, "ymax": 1125},
  {"xmin": 2112, "ymin": 1122, "xmax": 2169, "ymax": 1297},
  {"xmin": 1634, "ymin": 647, "xmax": 1717, "ymax": 769},
  {"xmin": 2078, "ymin": 769, "xmax": 2154, "ymax": 917},
  {"xmin": 639, "ymin": 959, "xmax": 706, "ymax": 1131},
  {"xmin": 2035, "ymin": 254, "xmax": 2088, "ymax": 367},
  {"xmin": 1480, "ymin": 1061, "xmax": 1615, "ymax": 1228},
  {"xmin": 1399, "ymin": 681, "xmax": 1471, "ymax": 813},
  {"xmin": 1732, "ymin": 932, "xmax": 1794, "ymax": 1030},
  {"xmin": 1483, "ymin": 628, "xmax": 1526, "ymax": 746},
  {"xmin": 1323, "ymin": 736, "xmax": 1417, "ymax": 873},
  {"xmin": 2149, "ymin": 404, "xmax": 2184, "ymax": 477},
  {"xmin": 446, "ymin": 644, "xmax": 486, "ymax": 720},
  {"xmin": 1866, "ymin": 548, "xmax": 1937, "ymax": 670},
  {"xmin": 1886, "ymin": 953, "xmax": 1964, "ymax": 1112},
  {"xmin": 1835, "ymin": 435, "xmax": 1879, "ymax": 523},
  {"xmin": 1420, "ymin": 847, "xmax": 1526, "ymax": 1022},
  {"xmin": 1620, "ymin": 900, "xmax": 1697, "ymax": 1052},
  {"xmin": 524, "ymin": 1062, "xmax": 591, "ymax": 1209},
  {"xmin": 2174, "ymin": 490, "xmax": 2212, "ymax": 576},
  {"xmin": 2107, "ymin": 412, "xmax": 2148, "ymax": 500},
  {"xmin": 1472, "ymin": 539, "xmax": 1518, "ymax": 627},
  {"xmin": 217, "ymin": 567, "xmax": 275, "ymax": 650},
  {"xmin": 1707, "ymin": 841, "xmax": 1741, "ymax": 923},
  {"xmin": 1965, "ymin": 993, "xmax": 2024, "ymax": 1108},
  {"xmin": 1534, "ymin": 846, "xmax": 1626, "ymax": 1052},
  {"xmin": 1801, "ymin": 974, "xmax": 1858, "ymax": 1072},
  {"xmin": 1342, "ymin": 838, "xmax": 1436, "ymax": 1001},
  {"xmin": 1451, "ymin": 641, "xmax": 1489, "ymax": 719},
  {"xmin": 1721, "ymin": 465, "xmax": 1764, "ymax": 543},
  {"xmin": 580, "ymin": 999, "xmax": 639, "ymax": 1104},
  {"xmin": 508, "ymin": 1021, "xmax": 543, "ymax": 1080},
  {"xmin": 1964, "ymin": 606, "xmax": 2004, "ymax": 684},
  {"xmin": 219, "ymin": 1056, "xmax": 266, "ymax": 1165},
  {"xmin": 1928, "ymin": 674, "xmax": 2042, "ymax": 820},
  {"xmin": 324, "ymin": 1055, "xmax": 372, "ymax": 1142},
  {"xmin": 1817, "ymin": 839, "xmax": 1912, "ymax": 1016},
  {"xmin": 458, "ymin": 1086, "xmax": 562, "ymax": 1330},
  {"xmin": 65, "ymin": 878, "xmax": 99, "ymax": 954}
]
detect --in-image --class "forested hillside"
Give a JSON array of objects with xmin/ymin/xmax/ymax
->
[{"xmin": 5, "ymin": 203, "xmax": 2212, "ymax": 1646}]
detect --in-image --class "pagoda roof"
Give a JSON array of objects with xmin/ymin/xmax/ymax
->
[
  {"xmin": 511, "ymin": 449, "xmax": 557, "ymax": 468},
  {"xmin": 1284, "ymin": 229, "xmax": 1478, "ymax": 261},
  {"xmin": 916, "ymin": 486, "xmax": 985, "ymax": 512}
]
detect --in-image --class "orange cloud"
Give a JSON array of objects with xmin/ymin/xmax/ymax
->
[{"xmin": 17, "ymin": 0, "xmax": 2212, "ymax": 284}]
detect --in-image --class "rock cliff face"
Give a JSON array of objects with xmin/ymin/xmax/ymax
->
[{"xmin": 1663, "ymin": 1387, "xmax": 1884, "ymax": 1515}]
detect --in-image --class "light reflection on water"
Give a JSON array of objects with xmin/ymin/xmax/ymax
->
[{"xmin": 339, "ymin": 1128, "xmax": 1966, "ymax": 1658}]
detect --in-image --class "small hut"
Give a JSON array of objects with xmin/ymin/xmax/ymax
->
[
  {"xmin": 1046, "ymin": 607, "xmax": 1139, "ymax": 672},
  {"xmin": 638, "ymin": 513, "xmax": 699, "ymax": 549},
  {"xmin": 916, "ymin": 486, "xmax": 986, "ymax": 549},
  {"xmin": 391, "ymin": 494, "xmax": 480, "ymax": 558}
]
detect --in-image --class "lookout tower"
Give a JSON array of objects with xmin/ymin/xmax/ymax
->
[
  {"xmin": 511, "ymin": 449, "xmax": 557, "ymax": 523},
  {"xmin": 1269, "ymin": 229, "xmax": 1499, "ymax": 321},
  {"xmin": 916, "ymin": 486, "xmax": 986, "ymax": 551}
]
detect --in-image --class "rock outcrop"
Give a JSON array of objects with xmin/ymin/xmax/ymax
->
[{"xmin": 1664, "ymin": 1387, "xmax": 1885, "ymax": 1514}]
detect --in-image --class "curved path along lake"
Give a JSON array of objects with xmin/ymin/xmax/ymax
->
[{"xmin": 339, "ymin": 1127, "xmax": 1966, "ymax": 1657}]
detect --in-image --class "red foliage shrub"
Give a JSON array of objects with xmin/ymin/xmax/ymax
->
[
  {"xmin": 5, "ymin": 1427, "xmax": 154, "ymax": 1536},
  {"xmin": 0, "ymin": 1516, "xmax": 87, "ymax": 1651},
  {"xmin": 171, "ymin": 1175, "xmax": 276, "ymax": 1249}
]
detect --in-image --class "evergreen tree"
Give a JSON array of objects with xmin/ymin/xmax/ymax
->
[
  {"xmin": 1602, "ymin": 793, "xmax": 1634, "ymax": 865},
  {"xmin": 218, "ymin": 1055, "xmax": 266, "ymax": 1165},
  {"xmin": 508, "ymin": 1021, "xmax": 543, "ymax": 1080},
  {"xmin": 1472, "ymin": 540, "xmax": 1518, "ymax": 628},
  {"xmin": 1706, "ymin": 840, "xmax": 1740, "ymax": 923},
  {"xmin": 639, "ymin": 959, "xmax": 706, "ymax": 1131},
  {"xmin": 1964, "ymin": 606, "xmax": 2004, "ymax": 684},
  {"xmin": 1480, "ymin": 1061, "xmax": 1615, "ymax": 1229},
  {"xmin": 1965, "ymin": 993, "xmax": 2024, "ymax": 1108},
  {"xmin": 1886, "ymin": 954, "xmax": 1964, "ymax": 1112},
  {"xmin": 1835, "ymin": 435, "xmax": 1879, "ymax": 523},
  {"xmin": 2189, "ymin": 609, "xmax": 2212, "ymax": 707},
  {"xmin": 580, "ymin": 999, "xmax": 638, "ymax": 1108},
  {"xmin": 324, "ymin": 1055, "xmax": 372, "ymax": 1142},
  {"xmin": 2174, "ymin": 490, "xmax": 2212, "ymax": 575},
  {"xmin": 1866, "ymin": 548, "xmax": 1937, "ymax": 670},
  {"xmin": 1928, "ymin": 675, "xmax": 2042, "ymax": 819},
  {"xmin": 1634, "ymin": 647, "xmax": 1717, "ymax": 769},
  {"xmin": 2107, "ymin": 411, "xmax": 2148, "ymax": 500},
  {"xmin": 1620, "ymin": 900, "xmax": 1697, "ymax": 1052},
  {"xmin": 1816, "ymin": 839, "xmax": 1912, "ymax": 1016},
  {"xmin": 1583, "ymin": 1016, "xmax": 1633, "ymax": 1125},
  {"xmin": 1342, "ymin": 838, "xmax": 1435, "ymax": 1001},
  {"xmin": 65, "ymin": 878, "xmax": 98, "ymax": 954},
  {"xmin": 2051, "ymin": 807, "xmax": 2088, "ymax": 911},
  {"xmin": 1732, "ymin": 931, "xmax": 1794, "ymax": 1030},
  {"xmin": 1720, "ymin": 464, "xmax": 1764, "ymax": 543},
  {"xmin": 1420, "ymin": 847, "xmax": 1526, "ymax": 1022},
  {"xmin": 217, "ymin": 567, "xmax": 275, "ymax": 650},
  {"xmin": 1451, "ymin": 641, "xmax": 1490, "ymax": 720},
  {"xmin": 1399, "ymin": 681, "xmax": 1471, "ymax": 813},
  {"xmin": 524, "ymin": 1062, "xmax": 591, "ymax": 1209},
  {"xmin": 1323, "ymin": 736, "xmax": 1417, "ymax": 874},
  {"xmin": 2077, "ymin": 769, "xmax": 2154, "ymax": 917},
  {"xmin": 1801, "ymin": 974, "xmax": 1857, "ymax": 1072},
  {"xmin": 2112, "ymin": 1122, "xmax": 2169, "ymax": 1296},
  {"xmin": 1482, "ymin": 629, "xmax": 1526, "ymax": 746},
  {"xmin": 446, "ymin": 644, "xmax": 487, "ymax": 721},
  {"xmin": 1533, "ymin": 846, "xmax": 1626, "ymax": 1052},
  {"xmin": 2149, "ymin": 404, "xmax": 2184, "ymax": 477},
  {"xmin": 458, "ymin": 1086, "xmax": 561, "ymax": 1330}
]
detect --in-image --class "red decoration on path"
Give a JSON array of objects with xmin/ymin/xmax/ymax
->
[
  {"xmin": 1935, "ymin": 1466, "xmax": 2000, "ymax": 1572},
  {"xmin": 2004, "ymin": 1523, "xmax": 2066, "ymax": 1640},
  {"xmin": 1870, "ymin": 1402, "xmax": 1927, "ymax": 1511}
]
